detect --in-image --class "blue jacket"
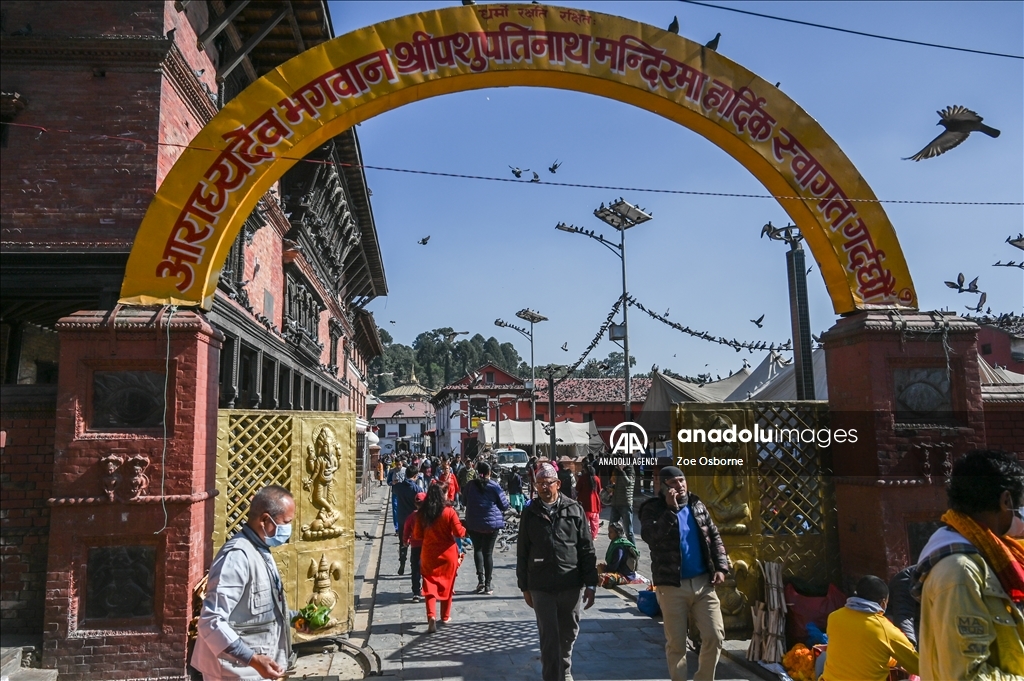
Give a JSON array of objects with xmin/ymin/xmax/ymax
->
[
  {"xmin": 463, "ymin": 478, "xmax": 510, "ymax": 533},
  {"xmin": 394, "ymin": 479, "xmax": 420, "ymax": 530}
]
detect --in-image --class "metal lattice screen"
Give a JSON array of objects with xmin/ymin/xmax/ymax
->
[
  {"xmin": 754, "ymin": 404, "xmax": 828, "ymax": 537},
  {"xmin": 224, "ymin": 414, "xmax": 293, "ymax": 537}
]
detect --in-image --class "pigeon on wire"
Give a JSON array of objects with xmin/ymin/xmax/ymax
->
[
  {"xmin": 993, "ymin": 260, "xmax": 1024, "ymax": 269},
  {"xmin": 548, "ymin": 160, "xmax": 562, "ymax": 173},
  {"xmin": 417, "ymin": 236, "xmax": 431, "ymax": 245},
  {"xmin": 1007, "ymin": 233, "xmax": 1024, "ymax": 251},
  {"xmin": 531, "ymin": 171, "xmax": 541, "ymax": 183},
  {"xmin": 704, "ymin": 32, "xmax": 721, "ymax": 50},
  {"xmin": 509, "ymin": 166, "xmax": 528, "ymax": 178},
  {"xmin": 750, "ymin": 314, "xmax": 765, "ymax": 328},
  {"xmin": 668, "ymin": 16, "xmax": 679, "ymax": 34},
  {"xmin": 905, "ymin": 106, "xmax": 1000, "ymax": 161}
]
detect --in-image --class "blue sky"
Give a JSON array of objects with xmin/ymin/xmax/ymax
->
[{"xmin": 327, "ymin": 1, "xmax": 1023, "ymax": 378}]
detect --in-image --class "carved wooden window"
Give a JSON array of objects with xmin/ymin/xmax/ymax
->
[
  {"xmin": 285, "ymin": 274, "xmax": 322, "ymax": 344},
  {"xmin": 85, "ymin": 546, "xmax": 156, "ymax": 620}
]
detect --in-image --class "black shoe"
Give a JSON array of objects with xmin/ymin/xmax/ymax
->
[
  {"xmin": 474, "ymin": 582, "xmax": 485, "ymax": 593},
  {"xmin": 484, "ymin": 584, "xmax": 494, "ymax": 595}
]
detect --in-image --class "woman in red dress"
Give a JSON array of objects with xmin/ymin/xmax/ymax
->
[
  {"xmin": 576, "ymin": 462, "xmax": 603, "ymax": 539},
  {"xmin": 411, "ymin": 482, "xmax": 466, "ymax": 632}
]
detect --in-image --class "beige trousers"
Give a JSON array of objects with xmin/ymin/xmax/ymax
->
[{"xmin": 656, "ymin": 573, "xmax": 726, "ymax": 681}]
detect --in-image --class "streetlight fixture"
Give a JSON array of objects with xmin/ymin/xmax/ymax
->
[
  {"xmin": 495, "ymin": 308, "xmax": 547, "ymax": 456},
  {"xmin": 761, "ymin": 222, "xmax": 815, "ymax": 399},
  {"xmin": 556, "ymin": 198, "xmax": 652, "ymax": 421}
]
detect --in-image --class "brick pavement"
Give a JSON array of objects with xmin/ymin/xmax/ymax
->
[{"xmin": 354, "ymin": 485, "xmax": 763, "ymax": 681}]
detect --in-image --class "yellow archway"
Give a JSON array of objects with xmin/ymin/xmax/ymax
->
[{"xmin": 120, "ymin": 4, "xmax": 916, "ymax": 314}]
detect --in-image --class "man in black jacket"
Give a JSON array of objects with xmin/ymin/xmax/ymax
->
[
  {"xmin": 639, "ymin": 467, "xmax": 729, "ymax": 681},
  {"xmin": 517, "ymin": 463, "xmax": 598, "ymax": 681}
]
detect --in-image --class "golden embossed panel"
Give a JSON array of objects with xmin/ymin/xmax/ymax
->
[
  {"xmin": 672, "ymin": 402, "xmax": 839, "ymax": 639},
  {"xmin": 215, "ymin": 410, "xmax": 357, "ymax": 632}
]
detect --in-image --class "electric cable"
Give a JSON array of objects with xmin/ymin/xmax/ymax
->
[{"xmin": 680, "ymin": 0, "xmax": 1024, "ymax": 60}]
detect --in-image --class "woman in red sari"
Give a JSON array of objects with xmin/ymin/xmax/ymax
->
[
  {"xmin": 576, "ymin": 462, "xmax": 603, "ymax": 539},
  {"xmin": 411, "ymin": 482, "xmax": 466, "ymax": 632}
]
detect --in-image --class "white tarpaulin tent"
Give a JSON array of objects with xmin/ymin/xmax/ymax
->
[
  {"xmin": 745, "ymin": 348, "xmax": 829, "ymax": 400},
  {"xmin": 477, "ymin": 419, "xmax": 603, "ymax": 457}
]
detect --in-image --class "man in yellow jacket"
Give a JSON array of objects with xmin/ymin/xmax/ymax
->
[
  {"xmin": 821, "ymin": 575, "xmax": 919, "ymax": 681},
  {"xmin": 915, "ymin": 450, "xmax": 1024, "ymax": 680}
]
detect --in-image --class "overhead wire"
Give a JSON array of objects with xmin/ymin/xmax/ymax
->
[
  {"xmin": 680, "ymin": 0, "xmax": 1024, "ymax": 60},
  {"xmin": 2, "ymin": 122, "xmax": 1020, "ymax": 206}
]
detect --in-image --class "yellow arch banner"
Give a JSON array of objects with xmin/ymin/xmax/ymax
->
[{"xmin": 120, "ymin": 4, "xmax": 917, "ymax": 314}]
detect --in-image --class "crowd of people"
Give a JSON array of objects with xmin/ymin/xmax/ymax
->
[{"xmin": 189, "ymin": 448, "xmax": 1023, "ymax": 681}]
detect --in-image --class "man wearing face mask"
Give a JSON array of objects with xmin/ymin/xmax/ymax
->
[
  {"xmin": 915, "ymin": 449, "xmax": 1024, "ymax": 680},
  {"xmin": 193, "ymin": 485, "xmax": 298, "ymax": 680}
]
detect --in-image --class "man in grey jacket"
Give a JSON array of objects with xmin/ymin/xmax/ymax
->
[
  {"xmin": 193, "ymin": 485, "xmax": 297, "ymax": 680},
  {"xmin": 518, "ymin": 463, "xmax": 598, "ymax": 681}
]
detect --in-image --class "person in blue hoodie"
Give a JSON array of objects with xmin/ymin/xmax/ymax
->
[
  {"xmin": 463, "ymin": 460, "xmax": 510, "ymax": 594},
  {"xmin": 393, "ymin": 465, "xmax": 421, "ymax": 577}
]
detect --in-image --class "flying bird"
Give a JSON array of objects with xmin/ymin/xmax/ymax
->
[
  {"xmin": 750, "ymin": 314, "xmax": 765, "ymax": 328},
  {"xmin": 806, "ymin": 266, "xmax": 813, "ymax": 275},
  {"xmin": 417, "ymin": 236, "xmax": 431, "ymax": 245},
  {"xmin": 944, "ymin": 272, "xmax": 966, "ymax": 292},
  {"xmin": 965, "ymin": 292, "xmax": 988, "ymax": 313},
  {"xmin": 966, "ymin": 276, "xmax": 980, "ymax": 293},
  {"xmin": 509, "ymin": 166, "xmax": 528, "ymax": 178},
  {"xmin": 667, "ymin": 16, "xmax": 679, "ymax": 34},
  {"xmin": 548, "ymin": 160, "xmax": 561, "ymax": 173},
  {"xmin": 704, "ymin": 32, "xmax": 721, "ymax": 51},
  {"xmin": 389, "ymin": 320, "xmax": 396, "ymax": 324},
  {"xmin": 664, "ymin": 307, "xmax": 670, "ymax": 317},
  {"xmin": 905, "ymin": 105, "xmax": 1001, "ymax": 161},
  {"xmin": 531, "ymin": 171, "xmax": 541, "ymax": 183},
  {"xmin": 560, "ymin": 342, "xmax": 568, "ymax": 351}
]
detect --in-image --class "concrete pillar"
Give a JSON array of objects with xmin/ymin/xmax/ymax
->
[
  {"xmin": 823, "ymin": 311, "xmax": 985, "ymax": 586},
  {"xmin": 43, "ymin": 308, "xmax": 221, "ymax": 680}
]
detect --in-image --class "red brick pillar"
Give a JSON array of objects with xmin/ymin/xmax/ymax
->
[
  {"xmin": 823, "ymin": 312, "xmax": 985, "ymax": 587},
  {"xmin": 43, "ymin": 308, "xmax": 221, "ymax": 681}
]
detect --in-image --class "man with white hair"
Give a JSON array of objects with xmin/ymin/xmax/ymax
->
[{"xmin": 517, "ymin": 463, "xmax": 598, "ymax": 681}]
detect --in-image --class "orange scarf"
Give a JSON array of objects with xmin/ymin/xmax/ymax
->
[{"xmin": 942, "ymin": 509, "xmax": 1024, "ymax": 603}]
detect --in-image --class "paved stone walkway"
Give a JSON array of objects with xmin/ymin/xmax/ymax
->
[{"xmin": 356, "ymin": 485, "xmax": 763, "ymax": 681}]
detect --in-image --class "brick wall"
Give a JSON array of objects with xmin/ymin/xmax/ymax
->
[
  {"xmin": 984, "ymin": 401, "xmax": 1024, "ymax": 453},
  {"xmin": 0, "ymin": 385, "xmax": 57, "ymax": 635}
]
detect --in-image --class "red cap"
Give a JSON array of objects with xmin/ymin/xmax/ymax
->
[{"xmin": 415, "ymin": 492, "xmax": 427, "ymax": 503}]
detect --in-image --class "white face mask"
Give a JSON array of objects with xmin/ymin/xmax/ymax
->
[
  {"xmin": 1009, "ymin": 509, "xmax": 1024, "ymax": 539},
  {"xmin": 265, "ymin": 516, "xmax": 292, "ymax": 547}
]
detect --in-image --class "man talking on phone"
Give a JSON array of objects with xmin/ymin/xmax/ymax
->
[{"xmin": 640, "ymin": 467, "xmax": 730, "ymax": 681}]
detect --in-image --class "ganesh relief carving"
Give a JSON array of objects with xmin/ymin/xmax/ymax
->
[{"xmin": 301, "ymin": 425, "xmax": 343, "ymax": 540}]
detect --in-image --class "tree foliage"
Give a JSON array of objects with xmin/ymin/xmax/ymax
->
[{"xmin": 368, "ymin": 327, "xmax": 530, "ymax": 392}]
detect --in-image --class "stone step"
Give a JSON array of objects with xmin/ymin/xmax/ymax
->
[
  {"xmin": 0, "ymin": 648, "xmax": 22, "ymax": 678},
  {"xmin": 4, "ymin": 669, "xmax": 59, "ymax": 681}
]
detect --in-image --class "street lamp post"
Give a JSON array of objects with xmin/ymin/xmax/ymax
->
[
  {"xmin": 496, "ymin": 309, "xmax": 547, "ymax": 456},
  {"xmin": 557, "ymin": 198, "xmax": 652, "ymax": 421}
]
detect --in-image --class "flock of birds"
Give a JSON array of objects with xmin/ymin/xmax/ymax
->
[{"xmin": 398, "ymin": 8, "xmax": 1011, "ymax": 369}]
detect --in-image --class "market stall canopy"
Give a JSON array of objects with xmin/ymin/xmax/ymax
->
[
  {"xmin": 746, "ymin": 348, "xmax": 829, "ymax": 401},
  {"xmin": 477, "ymin": 419, "xmax": 603, "ymax": 457}
]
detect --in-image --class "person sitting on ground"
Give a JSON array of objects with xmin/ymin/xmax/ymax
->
[
  {"xmin": 597, "ymin": 521, "xmax": 642, "ymax": 588},
  {"xmin": 821, "ymin": 575, "xmax": 918, "ymax": 681},
  {"xmin": 885, "ymin": 565, "xmax": 920, "ymax": 649}
]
